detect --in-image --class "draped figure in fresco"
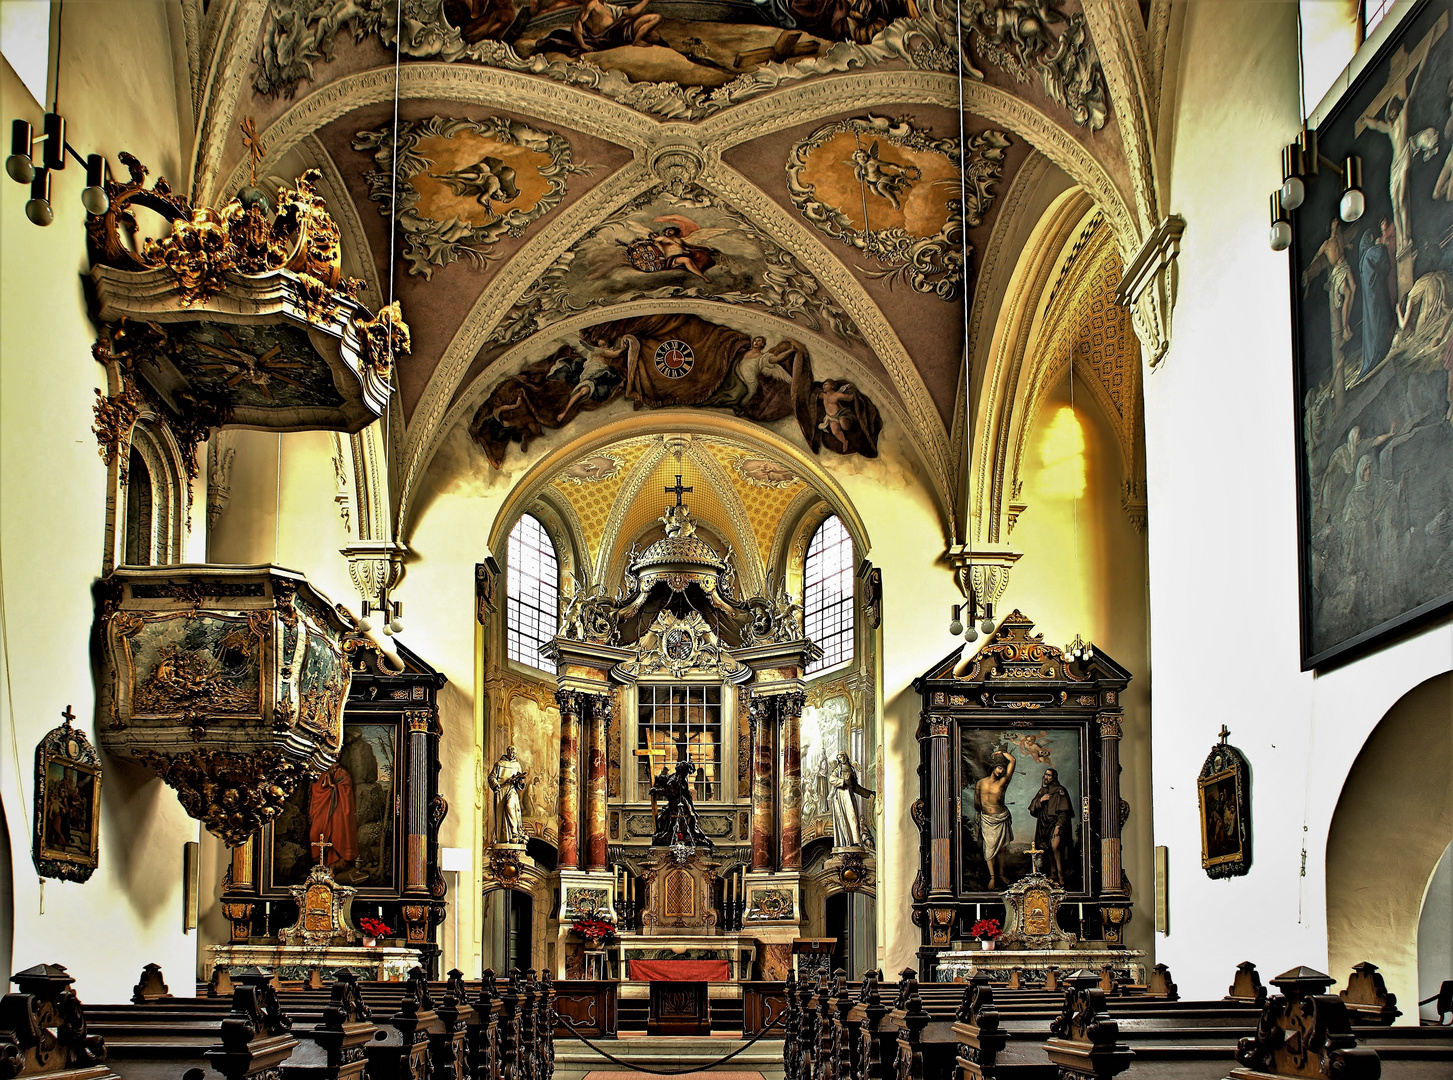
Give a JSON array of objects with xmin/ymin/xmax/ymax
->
[{"xmin": 470, "ymin": 313, "xmax": 883, "ymax": 466}]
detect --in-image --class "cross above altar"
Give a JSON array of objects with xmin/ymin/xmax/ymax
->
[
  {"xmin": 665, "ymin": 475, "xmax": 693, "ymax": 506},
  {"xmin": 312, "ymin": 834, "xmax": 333, "ymax": 863}
]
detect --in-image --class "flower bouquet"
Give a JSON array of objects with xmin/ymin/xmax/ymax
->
[
  {"xmin": 570, "ymin": 908, "xmax": 617, "ymax": 949},
  {"xmin": 969, "ymin": 918, "xmax": 1002, "ymax": 951},
  {"xmin": 359, "ymin": 916, "xmax": 393, "ymax": 947}
]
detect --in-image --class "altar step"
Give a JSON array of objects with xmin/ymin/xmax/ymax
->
[
  {"xmin": 555, "ymin": 1035, "xmax": 783, "ymax": 1080},
  {"xmin": 617, "ymin": 998, "xmax": 743, "ymax": 1032}
]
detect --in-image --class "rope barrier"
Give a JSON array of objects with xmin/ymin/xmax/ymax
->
[{"xmin": 553, "ymin": 1008, "xmax": 787, "ymax": 1074}]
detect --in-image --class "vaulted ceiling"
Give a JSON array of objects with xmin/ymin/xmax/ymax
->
[{"xmin": 180, "ymin": 0, "xmax": 1168, "ymax": 539}]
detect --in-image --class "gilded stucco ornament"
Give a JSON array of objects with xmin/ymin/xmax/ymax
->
[
  {"xmin": 787, "ymin": 115, "xmax": 1009, "ymax": 301},
  {"xmin": 352, "ymin": 115, "xmax": 586, "ymax": 277},
  {"xmin": 88, "ymin": 156, "xmax": 405, "ymax": 436},
  {"xmin": 1115, "ymin": 214, "xmax": 1185, "ymax": 368},
  {"xmin": 957, "ymin": 0, "xmax": 1110, "ymax": 131}
]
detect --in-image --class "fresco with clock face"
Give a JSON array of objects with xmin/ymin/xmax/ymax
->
[{"xmin": 469, "ymin": 311, "xmax": 883, "ymax": 466}]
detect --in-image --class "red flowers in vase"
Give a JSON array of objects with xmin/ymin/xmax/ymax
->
[
  {"xmin": 969, "ymin": 918, "xmax": 1002, "ymax": 942},
  {"xmin": 570, "ymin": 911, "xmax": 617, "ymax": 948},
  {"xmin": 359, "ymin": 917, "xmax": 393, "ymax": 941}
]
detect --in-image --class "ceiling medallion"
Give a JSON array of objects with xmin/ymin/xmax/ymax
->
[
  {"xmin": 557, "ymin": 453, "xmax": 626, "ymax": 485},
  {"xmin": 787, "ymin": 115, "xmax": 1009, "ymax": 301},
  {"xmin": 352, "ymin": 116, "xmax": 585, "ymax": 278},
  {"xmin": 654, "ymin": 339, "xmax": 695, "ymax": 379},
  {"xmin": 733, "ymin": 455, "xmax": 799, "ymax": 489}
]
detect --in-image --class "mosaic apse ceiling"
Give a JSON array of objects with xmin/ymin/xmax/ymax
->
[{"xmin": 187, "ymin": 0, "xmax": 1163, "ymax": 533}]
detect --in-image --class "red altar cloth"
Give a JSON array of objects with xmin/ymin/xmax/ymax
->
[{"xmin": 629, "ymin": 959, "xmax": 729, "ymax": 982}]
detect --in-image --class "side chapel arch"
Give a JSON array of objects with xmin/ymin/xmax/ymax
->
[{"xmin": 1327, "ymin": 670, "xmax": 1453, "ymax": 1023}]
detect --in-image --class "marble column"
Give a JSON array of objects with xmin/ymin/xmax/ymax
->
[
  {"xmin": 556, "ymin": 690, "xmax": 581, "ymax": 870},
  {"xmin": 750, "ymin": 695, "xmax": 775, "ymax": 870},
  {"xmin": 779, "ymin": 691, "xmax": 805, "ymax": 869},
  {"xmin": 1098, "ymin": 712, "xmax": 1124, "ymax": 893},
  {"xmin": 404, "ymin": 709, "xmax": 434, "ymax": 896},
  {"xmin": 585, "ymin": 694, "xmax": 610, "ymax": 869},
  {"xmin": 925, "ymin": 712, "xmax": 953, "ymax": 899}
]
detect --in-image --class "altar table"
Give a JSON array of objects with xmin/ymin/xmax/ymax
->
[{"xmin": 629, "ymin": 959, "xmax": 730, "ymax": 982}]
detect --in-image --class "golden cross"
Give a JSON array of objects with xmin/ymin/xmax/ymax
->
[{"xmin": 312, "ymin": 834, "xmax": 333, "ymax": 863}]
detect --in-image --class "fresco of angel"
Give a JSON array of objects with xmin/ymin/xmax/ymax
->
[
  {"xmin": 622, "ymin": 214, "xmax": 734, "ymax": 279},
  {"xmin": 851, "ymin": 139, "xmax": 921, "ymax": 211},
  {"xmin": 428, "ymin": 155, "xmax": 521, "ymax": 220}
]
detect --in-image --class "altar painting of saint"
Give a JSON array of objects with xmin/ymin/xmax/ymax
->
[
  {"xmin": 270, "ymin": 722, "xmax": 398, "ymax": 890},
  {"xmin": 958, "ymin": 726, "xmax": 1085, "ymax": 894},
  {"xmin": 1291, "ymin": 1, "xmax": 1453, "ymax": 667}
]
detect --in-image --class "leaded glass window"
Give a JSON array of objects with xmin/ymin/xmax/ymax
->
[
  {"xmin": 506, "ymin": 513, "xmax": 559, "ymax": 669},
  {"xmin": 805, "ymin": 515, "xmax": 854, "ymax": 673}
]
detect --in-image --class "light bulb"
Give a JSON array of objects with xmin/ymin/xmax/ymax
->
[
  {"xmin": 980, "ymin": 617, "xmax": 995, "ymax": 634},
  {"xmin": 1085, "ymin": 645, "xmax": 1093, "ymax": 658},
  {"xmin": 26, "ymin": 195, "xmax": 52, "ymax": 226},
  {"xmin": 355, "ymin": 617, "xmax": 373, "ymax": 633},
  {"xmin": 6, "ymin": 153, "xmax": 33, "ymax": 184},
  {"xmin": 1279, "ymin": 175, "xmax": 1304, "ymax": 211},
  {"xmin": 948, "ymin": 617, "xmax": 964, "ymax": 636},
  {"xmin": 81, "ymin": 153, "xmax": 108, "ymax": 215},
  {"xmin": 382, "ymin": 623, "xmax": 394, "ymax": 636},
  {"xmin": 1339, "ymin": 188, "xmax": 1364, "ymax": 223},
  {"xmin": 964, "ymin": 626, "xmax": 978, "ymax": 643},
  {"xmin": 1269, "ymin": 220, "xmax": 1291, "ymax": 251},
  {"xmin": 387, "ymin": 617, "xmax": 404, "ymax": 634}
]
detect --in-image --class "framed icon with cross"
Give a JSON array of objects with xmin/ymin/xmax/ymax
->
[{"xmin": 34, "ymin": 705, "xmax": 103, "ymax": 882}]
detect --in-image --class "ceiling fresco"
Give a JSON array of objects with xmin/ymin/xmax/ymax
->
[{"xmin": 182, "ymin": 0, "xmax": 1166, "ymax": 539}]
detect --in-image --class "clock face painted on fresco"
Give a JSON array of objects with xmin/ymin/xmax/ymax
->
[
  {"xmin": 663, "ymin": 627, "xmax": 693, "ymax": 660},
  {"xmin": 654, "ymin": 339, "xmax": 694, "ymax": 378}
]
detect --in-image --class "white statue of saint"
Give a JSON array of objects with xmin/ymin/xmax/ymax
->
[
  {"xmin": 829, "ymin": 751, "xmax": 876, "ymax": 849},
  {"xmin": 489, "ymin": 745, "xmax": 528, "ymax": 845}
]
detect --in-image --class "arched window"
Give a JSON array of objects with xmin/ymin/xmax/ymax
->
[
  {"xmin": 124, "ymin": 446, "xmax": 155, "ymax": 565},
  {"xmin": 804, "ymin": 515, "xmax": 854, "ymax": 673},
  {"xmin": 506, "ymin": 513, "xmax": 560, "ymax": 668}
]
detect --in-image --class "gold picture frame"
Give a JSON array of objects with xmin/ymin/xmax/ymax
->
[
  {"xmin": 1197, "ymin": 729, "xmax": 1251, "ymax": 879},
  {"xmin": 34, "ymin": 708, "xmax": 102, "ymax": 883}
]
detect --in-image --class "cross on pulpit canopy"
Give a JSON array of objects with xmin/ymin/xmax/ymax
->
[
  {"xmin": 60, "ymin": 705, "xmax": 76, "ymax": 726},
  {"xmin": 665, "ymin": 475, "xmax": 693, "ymax": 506},
  {"xmin": 1217, "ymin": 725, "xmax": 1231, "ymax": 745},
  {"xmin": 312, "ymin": 834, "xmax": 333, "ymax": 863}
]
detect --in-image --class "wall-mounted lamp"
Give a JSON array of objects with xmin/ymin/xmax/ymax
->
[
  {"xmin": 1269, "ymin": 126, "xmax": 1363, "ymax": 250},
  {"xmin": 5, "ymin": 112, "xmax": 109, "ymax": 226},
  {"xmin": 949, "ymin": 600, "xmax": 995, "ymax": 643},
  {"xmin": 362, "ymin": 592, "xmax": 404, "ymax": 636},
  {"xmin": 1064, "ymin": 633, "xmax": 1093, "ymax": 661},
  {"xmin": 1269, "ymin": 193, "xmax": 1291, "ymax": 252}
]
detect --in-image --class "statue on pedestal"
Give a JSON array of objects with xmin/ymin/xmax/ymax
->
[
  {"xmin": 489, "ymin": 746, "xmax": 528, "ymax": 845},
  {"xmin": 649, "ymin": 760, "xmax": 712, "ymax": 849},
  {"xmin": 829, "ymin": 752, "xmax": 875, "ymax": 849}
]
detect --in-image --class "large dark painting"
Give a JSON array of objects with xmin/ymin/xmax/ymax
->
[
  {"xmin": 1292, "ymin": 0, "xmax": 1453, "ymax": 668},
  {"xmin": 958, "ymin": 724, "xmax": 1087, "ymax": 895},
  {"xmin": 33, "ymin": 714, "xmax": 102, "ymax": 884},
  {"xmin": 269, "ymin": 721, "xmax": 399, "ymax": 891}
]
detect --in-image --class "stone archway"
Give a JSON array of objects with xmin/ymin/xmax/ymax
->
[{"xmin": 1326, "ymin": 671, "xmax": 1453, "ymax": 1024}]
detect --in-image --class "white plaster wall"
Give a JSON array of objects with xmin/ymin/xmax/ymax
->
[
  {"xmin": 1149, "ymin": 2, "xmax": 1453, "ymax": 1012},
  {"xmin": 0, "ymin": 4, "xmax": 201, "ymax": 1002}
]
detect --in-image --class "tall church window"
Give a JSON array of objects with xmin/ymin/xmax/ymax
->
[
  {"xmin": 637, "ymin": 685, "xmax": 722, "ymax": 801},
  {"xmin": 506, "ymin": 513, "xmax": 559, "ymax": 668},
  {"xmin": 805, "ymin": 515, "xmax": 854, "ymax": 673},
  {"xmin": 1362, "ymin": 0, "xmax": 1395, "ymax": 39}
]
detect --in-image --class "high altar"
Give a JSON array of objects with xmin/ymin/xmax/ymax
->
[{"xmin": 486, "ymin": 492, "xmax": 820, "ymax": 990}]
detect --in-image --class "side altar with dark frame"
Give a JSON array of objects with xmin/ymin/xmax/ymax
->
[
  {"xmin": 912, "ymin": 611, "xmax": 1140, "ymax": 983},
  {"xmin": 217, "ymin": 640, "xmax": 450, "ymax": 976}
]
